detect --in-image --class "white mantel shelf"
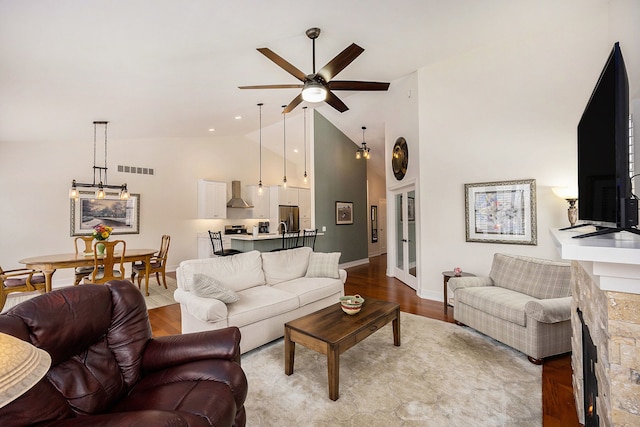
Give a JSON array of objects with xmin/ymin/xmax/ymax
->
[{"xmin": 550, "ymin": 228, "xmax": 640, "ymax": 295}]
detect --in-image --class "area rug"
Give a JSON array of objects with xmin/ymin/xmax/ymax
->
[
  {"xmin": 241, "ymin": 312, "xmax": 541, "ymax": 427},
  {"xmin": 142, "ymin": 276, "xmax": 178, "ymax": 309}
]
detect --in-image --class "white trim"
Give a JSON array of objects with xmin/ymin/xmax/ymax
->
[{"xmin": 339, "ymin": 258, "xmax": 370, "ymax": 269}]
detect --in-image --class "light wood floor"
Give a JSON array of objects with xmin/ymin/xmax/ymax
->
[{"xmin": 149, "ymin": 255, "xmax": 580, "ymax": 427}]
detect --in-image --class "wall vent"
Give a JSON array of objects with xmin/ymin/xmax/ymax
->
[{"xmin": 117, "ymin": 165, "xmax": 154, "ymax": 175}]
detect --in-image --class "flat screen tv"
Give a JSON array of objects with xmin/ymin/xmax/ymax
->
[{"xmin": 574, "ymin": 42, "xmax": 638, "ymax": 238}]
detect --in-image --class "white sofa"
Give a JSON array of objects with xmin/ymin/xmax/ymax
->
[{"xmin": 175, "ymin": 247, "xmax": 346, "ymax": 353}]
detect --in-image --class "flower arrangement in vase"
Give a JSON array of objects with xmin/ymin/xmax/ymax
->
[{"xmin": 92, "ymin": 224, "xmax": 113, "ymax": 255}]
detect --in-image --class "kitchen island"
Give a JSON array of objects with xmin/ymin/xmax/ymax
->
[{"xmin": 229, "ymin": 232, "xmax": 320, "ymax": 252}]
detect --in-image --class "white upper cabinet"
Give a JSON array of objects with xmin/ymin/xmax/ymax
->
[
  {"xmin": 299, "ymin": 188, "xmax": 311, "ymax": 220},
  {"xmin": 197, "ymin": 179, "xmax": 227, "ymax": 219},
  {"xmin": 246, "ymin": 185, "xmax": 271, "ymax": 219},
  {"xmin": 278, "ymin": 186, "xmax": 299, "ymax": 206}
]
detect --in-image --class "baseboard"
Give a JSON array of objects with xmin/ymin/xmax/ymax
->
[{"xmin": 339, "ymin": 258, "xmax": 370, "ymax": 269}]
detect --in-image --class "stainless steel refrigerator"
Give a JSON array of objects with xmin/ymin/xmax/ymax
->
[{"xmin": 278, "ymin": 205, "xmax": 299, "ymax": 233}]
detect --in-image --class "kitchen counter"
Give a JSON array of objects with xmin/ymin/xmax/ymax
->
[{"xmin": 229, "ymin": 232, "xmax": 322, "ymax": 252}]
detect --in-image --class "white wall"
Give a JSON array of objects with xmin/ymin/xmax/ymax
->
[
  {"xmin": 404, "ymin": 2, "xmax": 623, "ymax": 301},
  {"xmin": 0, "ymin": 134, "xmax": 302, "ymax": 287}
]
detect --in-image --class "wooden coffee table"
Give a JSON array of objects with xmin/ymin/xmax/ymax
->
[{"xmin": 284, "ymin": 297, "xmax": 400, "ymax": 401}]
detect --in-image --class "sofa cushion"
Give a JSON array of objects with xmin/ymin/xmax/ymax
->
[
  {"xmin": 273, "ymin": 276, "xmax": 343, "ymax": 307},
  {"xmin": 305, "ymin": 252, "xmax": 341, "ymax": 279},
  {"xmin": 260, "ymin": 247, "xmax": 312, "ymax": 285},
  {"xmin": 227, "ymin": 286, "xmax": 300, "ymax": 328},
  {"xmin": 180, "ymin": 250, "xmax": 265, "ymax": 292},
  {"xmin": 489, "ymin": 253, "xmax": 571, "ymax": 299},
  {"xmin": 456, "ymin": 286, "xmax": 537, "ymax": 327},
  {"xmin": 191, "ymin": 274, "xmax": 240, "ymax": 303}
]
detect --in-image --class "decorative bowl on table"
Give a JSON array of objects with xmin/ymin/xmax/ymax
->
[{"xmin": 340, "ymin": 294, "xmax": 364, "ymax": 315}]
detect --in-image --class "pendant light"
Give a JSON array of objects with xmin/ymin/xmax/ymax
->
[
  {"xmin": 282, "ymin": 105, "xmax": 287, "ymax": 188},
  {"xmin": 69, "ymin": 121, "xmax": 129, "ymax": 200},
  {"xmin": 303, "ymin": 106, "xmax": 308, "ymax": 183},
  {"xmin": 257, "ymin": 103, "xmax": 264, "ymax": 194},
  {"xmin": 356, "ymin": 126, "xmax": 371, "ymax": 160}
]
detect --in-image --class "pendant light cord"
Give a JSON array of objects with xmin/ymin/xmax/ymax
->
[{"xmin": 282, "ymin": 105, "xmax": 287, "ymax": 184}]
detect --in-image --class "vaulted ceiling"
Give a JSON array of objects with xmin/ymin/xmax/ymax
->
[{"xmin": 0, "ymin": 0, "xmax": 598, "ymax": 173}]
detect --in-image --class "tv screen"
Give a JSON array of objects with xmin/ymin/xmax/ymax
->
[{"xmin": 577, "ymin": 42, "xmax": 634, "ymax": 230}]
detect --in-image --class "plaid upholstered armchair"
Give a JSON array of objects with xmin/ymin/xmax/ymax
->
[{"xmin": 448, "ymin": 253, "xmax": 572, "ymax": 364}]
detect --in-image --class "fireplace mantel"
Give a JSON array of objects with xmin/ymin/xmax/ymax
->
[{"xmin": 551, "ymin": 228, "xmax": 640, "ymax": 295}]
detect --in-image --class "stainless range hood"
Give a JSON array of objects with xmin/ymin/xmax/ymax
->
[{"xmin": 227, "ymin": 181, "xmax": 253, "ymax": 208}]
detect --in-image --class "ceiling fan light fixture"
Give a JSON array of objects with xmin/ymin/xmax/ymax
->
[{"xmin": 301, "ymin": 80, "xmax": 327, "ymax": 103}]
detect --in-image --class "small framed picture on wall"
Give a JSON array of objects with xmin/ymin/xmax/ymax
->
[{"xmin": 335, "ymin": 201, "xmax": 353, "ymax": 225}]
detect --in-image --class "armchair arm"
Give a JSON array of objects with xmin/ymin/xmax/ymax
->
[
  {"xmin": 448, "ymin": 276, "xmax": 494, "ymax": 294},
  {"xmin": 525, "ymin": 297, "xmax": 572, "ymax": 323},
  {"xmin": 142, "ymin": 327, "xmax": 242, "ymax": 373}
]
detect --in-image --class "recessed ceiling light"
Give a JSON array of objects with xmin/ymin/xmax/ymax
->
[
  {"xmin": 235, "ymin": 116, "xmax": 242, "ymax": 120},
  {"xmin": 293, "ymin": 149, "xmax": 299, "ymax": 153},
  {"xmin": 208, "ymin": 128, "xmax": 215, "ymax": 132}
]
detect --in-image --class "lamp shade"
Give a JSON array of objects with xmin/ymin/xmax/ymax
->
[
  {"xmin": 0, "ymin": 333, "xmax": 51, "ymax": 408},
  {"xmin": 552, "ymin": 187, "xmax": 578, "ymax": 200}
]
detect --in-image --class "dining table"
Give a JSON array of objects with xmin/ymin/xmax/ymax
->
[{"xmin": 19, "ymin": 248, "xmax": 157, "ymax": 296}]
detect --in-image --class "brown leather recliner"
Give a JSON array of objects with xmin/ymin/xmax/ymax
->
[{"xmin": 0, "ymin": 280, "xmax": 247, "ymax": 427}]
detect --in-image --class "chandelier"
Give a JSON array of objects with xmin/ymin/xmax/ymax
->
[
  {"xmin": 355, "ymin": 126, "xmax": 370, "ymax": 160},
  {"xmin": 69, "ymin": 121, "xmax": 129, "ymax": 200}
]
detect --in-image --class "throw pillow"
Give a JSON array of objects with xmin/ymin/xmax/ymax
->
[
  {"xmin": 191, "ymin": 273, "xmax": 240, "ymax": 303},
  {"xmin": 305, "ymin": 252, "xmax": 341, "ymax": 279}
]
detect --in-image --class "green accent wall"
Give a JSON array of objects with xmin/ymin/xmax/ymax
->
[{"xmin": 313, "ymin": 111, "xmax": 368, "ymax": 263}]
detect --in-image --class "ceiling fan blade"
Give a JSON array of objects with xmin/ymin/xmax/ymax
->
[
  {"xmin": 325, "ymin": 90, "xmax": 349, "ymax": 113},
  {"xmin": 257, "ymin": 48, "xmax": 307, "ymax": 82},
  {"xmin": 317, "ymin": 43, "xmax": 364, "ymax": 82},
  {"xmin": 327, "ymin": 80, "xmax": 390, "ymax": 91},
  {"xmin": 282, "ymin": 94, "xmax": 303, "ymax": 114},
  {"xmin": 238, "ymin": 84, "xmax": 304, "ymax": 89}
]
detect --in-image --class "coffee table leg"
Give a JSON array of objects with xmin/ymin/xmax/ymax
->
[
  {"xmin": 327, "ymin": 346, "xmax": 339, "ymax": 401},
  {"xmin": 284, "ymin": 326, "xmax": 295, "ymax": 375},
  {"xmin": 393, "ymin": 307, "xmax": 401, "ymax": 346}
]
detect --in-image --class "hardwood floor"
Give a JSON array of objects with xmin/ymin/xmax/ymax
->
[{"xmin": 149, "ymin": 255, "xmax": 580, "ymax": 426}]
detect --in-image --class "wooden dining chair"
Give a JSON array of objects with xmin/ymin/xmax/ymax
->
[
  {"xmin": 84, "ymin": 240, "xmax": 126, "ymax": 284},
  {"xmin": 74, "ymin": 236, "xmax": 96, "ymax": 285},
  {"xmin": 131, "ymin": 235, "xmax": 170, "ymax": 290},
  {"xmin": 0, "ymin": 265, "xmax": 46, "ymax": 311}
]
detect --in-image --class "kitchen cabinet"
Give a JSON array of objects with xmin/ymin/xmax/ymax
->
[
  {"xmin": 278, "ymin": 186, "xmax": 299, "ymax": 206},
  {"xmin": 197, "ymin": 179, "xmax": 227, "ymax": 219},
  {"xmin": 299, "ymin": 188, "xmax": 312, "ymax": 230},
  {"xmin": 246, "ymin": 185, "xmax": 271, "ymax": 219}
]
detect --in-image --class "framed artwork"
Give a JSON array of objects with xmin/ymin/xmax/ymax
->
[
  {"xmin": 464, "ymin": 179, "xmax": 537, "ymax": 245},
  {"xmin": 336, "ymin": 201, "xmax": 353, "ymax": 225},
  {"xmin": 71, "ymin": 191, "xmax": 140, "ymax": 236}
]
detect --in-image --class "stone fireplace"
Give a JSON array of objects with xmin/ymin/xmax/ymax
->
[
  {"xmin": 553, "ymin": 229, "xmax": 640, "ymax": 426},
  {"xmin": 571, "ymin": 261, "xmax": 640, "ymax": 426}
]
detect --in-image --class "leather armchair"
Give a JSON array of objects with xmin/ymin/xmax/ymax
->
[{"xmin": 0, "ymin": 280, "xmax": 247, "ymax": 427}]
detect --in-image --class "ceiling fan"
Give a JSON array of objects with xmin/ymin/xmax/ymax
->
[{"xmin": 239, "ymin": 28, "xmax": 390, "ymax": 114}]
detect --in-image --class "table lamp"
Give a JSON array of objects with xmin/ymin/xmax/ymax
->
[
  {"xmin": 0, "ymin": 332, "xmax": 51, "ymax": 408},
  {"xmin": 552, "ymin": 187, "xmax": 579, "ymax": 227}
]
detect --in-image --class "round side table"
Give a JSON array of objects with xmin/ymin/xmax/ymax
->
[{"xmin": 442, "ymin": 271, "xmax": 475, "ymax": 314}]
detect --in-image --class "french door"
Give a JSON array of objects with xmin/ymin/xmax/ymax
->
[{"xmin": 392, "ymin": 186, "xmax": 417, "ymax": 289}]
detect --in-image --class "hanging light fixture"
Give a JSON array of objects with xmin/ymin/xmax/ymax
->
[
  {"xmin": 257, "ymin": 103, "xmax": 264, "ymax": 194},
  {"xmin": 69, "ymin": 121, "xmax": 129, "ymax": 200},
  {"xmin": 282, "ymin": 105, "xmax": 287, "ymax": 188},
  {"xmin": 303, "ymin": 106, "xmax": 308, "ymax": 183},
  {"xmin": 356, "ymin": 126, "xmax": 371, "ymax": 160}
]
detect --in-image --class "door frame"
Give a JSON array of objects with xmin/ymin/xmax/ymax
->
[{"xmin": 387, "ymin": 179, "xmax": 418, "ymax": 290}]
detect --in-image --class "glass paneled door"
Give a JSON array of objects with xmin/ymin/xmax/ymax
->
[{"xmin": 393, "ymin": 187, "xmax": 417, "ymax": 289}]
